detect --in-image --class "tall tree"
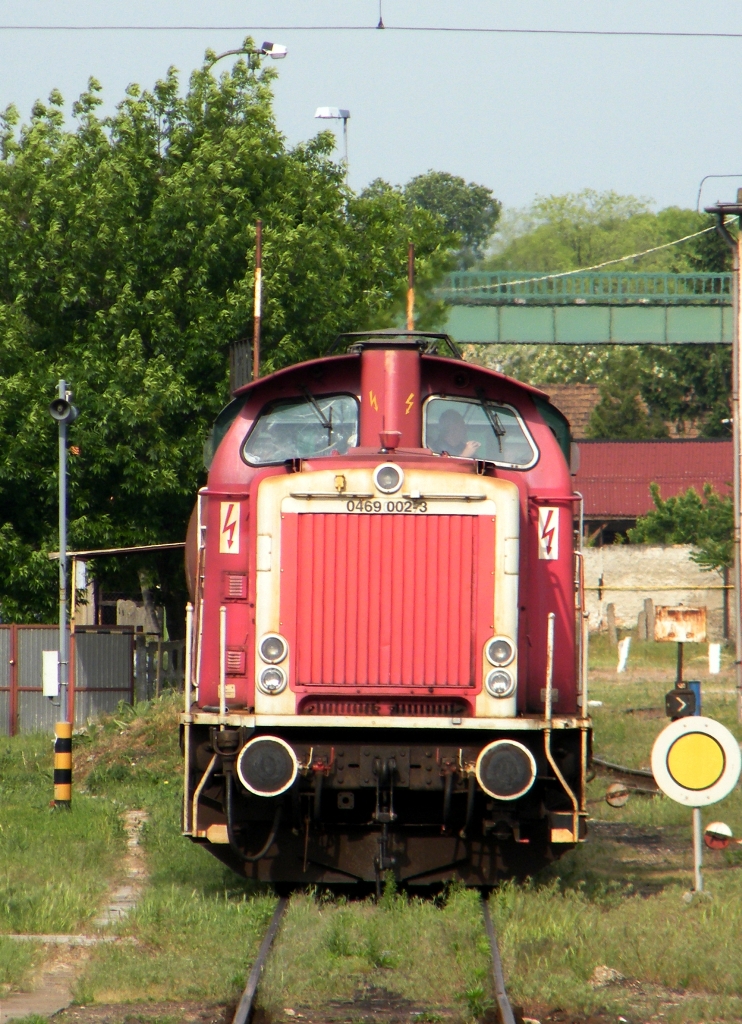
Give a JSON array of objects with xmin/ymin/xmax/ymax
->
[
  {"xmin": 0, "ymin": 47, "xmax": 455, "ymax": 623},
  {"xmin": 404, "ymin": 171, "xmax": 500, "ymax": 268}
]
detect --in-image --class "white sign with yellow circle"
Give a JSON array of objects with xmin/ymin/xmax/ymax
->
[{"xmin": 651, "ymin": 716, "xmax": 741, "ymax": 807}]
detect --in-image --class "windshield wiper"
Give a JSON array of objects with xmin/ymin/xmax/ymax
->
[
  {"xmin": 475, "ymin": 388, "xmax": 506, "ymax": 454},
  {"xmin": 300, "ymin": 386, "xmax": 333, "ymax": 443}
]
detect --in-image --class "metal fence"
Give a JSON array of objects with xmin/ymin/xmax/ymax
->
[
  {"xmin": 0, "ymin": 625, "xmax": 184, "ymax": 735},
  {"xmin": 438, "ymin": 270, "xmax": 733, "ymax": 306}
]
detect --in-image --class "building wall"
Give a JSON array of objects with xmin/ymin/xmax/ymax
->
[{"xmin": 583, "ymin": 544, "xmax": 730, "ymax": 640}]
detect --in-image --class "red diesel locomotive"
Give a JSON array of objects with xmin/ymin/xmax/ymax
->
[{"xmin": 182, "ymin": 330, "xmax": 590, "ymax": 888}]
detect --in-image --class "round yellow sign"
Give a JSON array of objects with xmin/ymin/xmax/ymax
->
[
  {"xmin": 667, "ymin": 733, "xmax": 725, "ymax": 790},
  {"xmin": 652, "ymin": 716, "xmax": 741, "ymax": 807}
]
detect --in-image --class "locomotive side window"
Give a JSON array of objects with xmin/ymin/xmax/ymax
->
[
  {"xmin": 242, "ymin": 393, "xmax": 359, "ymax": 465},
  {"xmin": 424, "ymin": 396, "xmax": 538, "ymax": 468}
]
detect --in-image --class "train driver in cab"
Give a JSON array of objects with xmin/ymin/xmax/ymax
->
[{"xmin": 436, "ymin": 408, "xmax": 481, "ymax": 459}]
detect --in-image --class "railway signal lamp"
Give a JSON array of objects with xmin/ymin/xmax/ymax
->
[{"xmin": 665, "ymin": 684, "xmax": 697, "ymax": 719}]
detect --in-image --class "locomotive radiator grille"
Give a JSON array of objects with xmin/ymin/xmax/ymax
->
[
  {"xmin": 299, "ymin": 698, "xmax": 471, "ymax": 716},
  {"xmin": 280, "ymin": 512, "xmax": 495, "ymax": 688}
]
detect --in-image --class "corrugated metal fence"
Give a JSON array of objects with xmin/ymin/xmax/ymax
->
[{"xmin": 0, "ymin": 625, "xmax": 185, "ymax": 735}]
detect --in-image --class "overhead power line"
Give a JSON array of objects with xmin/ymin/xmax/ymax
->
[{"xmin": 1, "ymin": 24, "xmax": 742, "ymax": 39}]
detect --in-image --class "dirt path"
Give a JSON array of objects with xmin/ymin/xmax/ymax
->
[{"xmin": 0, "ymin": 810, "xmax": 148, "ymax": 1024}]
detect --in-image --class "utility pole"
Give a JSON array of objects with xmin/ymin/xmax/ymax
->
[
  {"xmin": 407, "ymin": 243, "xmax": 415, "ymax": 331},
  {"xmin": 253, "ymin": 220, "xmax": 262, "ymax": 380},
  {"xmin": 706, "ymin": 195, "xmax": 742, "ymax": 722},
  {"xmin": 49, "ymin": 381, "xmax": 78, "ymax": 805}
]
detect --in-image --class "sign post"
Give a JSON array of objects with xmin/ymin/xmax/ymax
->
[{"xmin": 651, "ymin": 716, "xmax": 741, "ymax": 894}]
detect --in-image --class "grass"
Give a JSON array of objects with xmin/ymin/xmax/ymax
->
[
  {"xmin": 493, "ymin": 873, "xmax": 742, "ymax": 1023},
  {"xmin": 0, "ymin": 730, "xmax": 125, "ymax": 992},
  {"xmin": 259, "ymin": 883, "xmax": 491, "ymax": 1016},
  {"xmin": 3, "ymin": 654, "xmax": 742, "ymax": 1021},
  {"xmin": 0, "ymin": 939, "xmax": 44, "ymax": 994}
]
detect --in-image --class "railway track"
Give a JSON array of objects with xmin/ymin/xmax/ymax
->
[{"xmin": 231, "ymin": 892, "xmax": 516, "ymax": 1024}]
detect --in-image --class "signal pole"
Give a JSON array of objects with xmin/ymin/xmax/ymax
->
[
  {"xmin": 49, "ymin": 380, "xmax": 78, "ymax": 805},
  {"xmin": 707, "ymin": 195, "xmax": 742, "ymax": 722}
]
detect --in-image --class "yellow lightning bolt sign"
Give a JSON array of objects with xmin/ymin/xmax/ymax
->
[
  {"xmin": 369, "ymin": 390, "xmax": 379, "ymax": 411},
  {"xmin": 405, "ymin": 392, "xmax": 415, "ymax": 414}
]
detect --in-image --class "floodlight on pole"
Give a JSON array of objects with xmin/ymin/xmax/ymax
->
[
  {"xmin": 314, "ymin": 107, "xmax": 351, "ymax": 180},
  {"xmin": 206, "ymin": 41, "xmax": 288, "ymax": 70}
]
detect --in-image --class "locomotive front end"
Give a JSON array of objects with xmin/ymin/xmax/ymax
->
[{"xmin": 181, "ymin": 332, "xmax": 591, "ymax": 887}]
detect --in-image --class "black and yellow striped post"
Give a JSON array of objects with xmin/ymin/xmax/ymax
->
[{"xmin": 54, "ymin": 721, "xmax": 72, "ymax": 807}]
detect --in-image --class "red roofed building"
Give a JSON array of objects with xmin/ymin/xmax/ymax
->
[{"xmin": 572, "ymin": 439, "xmax": 733, "ymax": 543}]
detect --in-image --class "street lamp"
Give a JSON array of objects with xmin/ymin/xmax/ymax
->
[
  {"xmin": 206, "ymin": 41, "xmax": 288, "ymax": 70},
  {"xmin": 48, "ymin": 379, "xmax": 78, "ymax": 808},
  {"xmin": 315, "ymin": 107, "xmax": 351, "ymax": 180}
]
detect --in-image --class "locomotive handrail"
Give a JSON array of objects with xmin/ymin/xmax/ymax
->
[
  {"xmin": 288, "ymin": 490, "xmax": 488, "ymax": 502},
  {"xmin": 190, "ymin": 753, "xmax": 218, "ymax": 837},
  {"xmin": 542, "ymin": 612, "xmax": 582, "ymax": 842},
  {"xmin": 289, "ymin": 491, "xmax": 374, "ymax": 499}
]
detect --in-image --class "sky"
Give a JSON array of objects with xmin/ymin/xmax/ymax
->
[{"xmin": 2, "ymin": 1, "xmax": 742, "ymax": 214}]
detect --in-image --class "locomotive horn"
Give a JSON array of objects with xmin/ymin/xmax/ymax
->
[{"xmin": 476, "ymin": 740, "xmax": 537, "ymax": 801}]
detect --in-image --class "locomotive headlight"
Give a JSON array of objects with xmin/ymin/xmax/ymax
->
[
  {"xmin": 476, "ymin": 739, "xmax": 536, "ymax": 801},
  {"xmin": 258, "ymin": 666, "xmax": 287, "ymax": 695},
  {"xmin": 485, "ymin": 669, "xmax": 515, "ymax": 699},
  {"xmin": 237, "ymin": 736, "xmax": 298, "ymax": 797},
  {"xmin": 260, "ymin": 634, "xmax": 287, "ymax": 664},
  {"xmin": 374, "ymin": 463, "xmax": 403, "ymax": 494},
  {"xmin": 486, "ymin": 637, "xmax": 514, "ymax": 667}
]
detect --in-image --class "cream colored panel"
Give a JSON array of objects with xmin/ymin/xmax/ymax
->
[
  {"xmin": 256, "ymin": 534, "xmax": 272, "ymax": 571},
  {"xmin": 254, "ymin": 468, "xmax": 521, "ymax": 718},
  {"xmin": 477, "ymin": 476, "xmax": 519, "ymax": 719}
]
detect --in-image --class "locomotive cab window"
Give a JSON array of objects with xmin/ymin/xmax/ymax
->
[
  {"xmin": 242, "ymin": 393, "xmax": 359, "ymax": 465},
  {"xmin": 424, "ymin": 396, "xmax": 538, "ymax": 468}
]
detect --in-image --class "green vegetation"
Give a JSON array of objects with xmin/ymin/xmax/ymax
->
[
  {"xmin": 628, "ymin": 483, "xmax": 733, "ymax": 573},
  {"xmin": 0, "ymin": 939, "xmax": 44, "ymax": 994},
  {"xmin": 485, "ymin": 190, "xmax": 728, "ymax": 274},
  {"xmin": 0, "ymin": 44, "xmax": 457, "ymax": 624},
  {"xmin": 3, "ymin": 673, "xmax": 742, "ymax": 1021},
  {"xmin": 474, "ymin": 189, "xmax": 733, "ymax": 440},
  {"xmin": 259, "ymin": 884, "xmax": 491, "ymax": 1015},
  {"xmin": 404, "ymin": 171, "xmax": 501, "ymax": 268},
  {"xmin": 0, "ymin": 733, "xmax": 124, "ymax": 936}
]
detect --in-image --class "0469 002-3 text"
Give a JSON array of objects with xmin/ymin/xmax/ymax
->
[{"xmin": 345, "ymin": 499, "xmax": 428, "ymax": 513}]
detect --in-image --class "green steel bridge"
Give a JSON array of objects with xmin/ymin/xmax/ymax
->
[{"xmin": 438, "ymin": 270, "xmax": 733, "ymax": 345}]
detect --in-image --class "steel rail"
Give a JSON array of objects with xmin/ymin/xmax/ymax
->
[
  {"xmin": 481, "ymin": 897, "xmax": 516, "ymax": 1024},
  {"xmin": 232, "ymin": 897, "xmax": 289, "ymax": 1024}
]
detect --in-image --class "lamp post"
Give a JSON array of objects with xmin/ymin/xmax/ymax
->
[
  {"xmin": 48, "ymin": 380, "xmax": 78, "ymax": 807},
  {"xmin": 706, "ymin": 196, "xmax": 742, "ymax": 723},
  {"xmin": 314, "ymin": 107, "xmax": 351, "ymax": 181},
  {"xmin": 206, "ymin": 41, "xmax": 288, "ymax": 70}
]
